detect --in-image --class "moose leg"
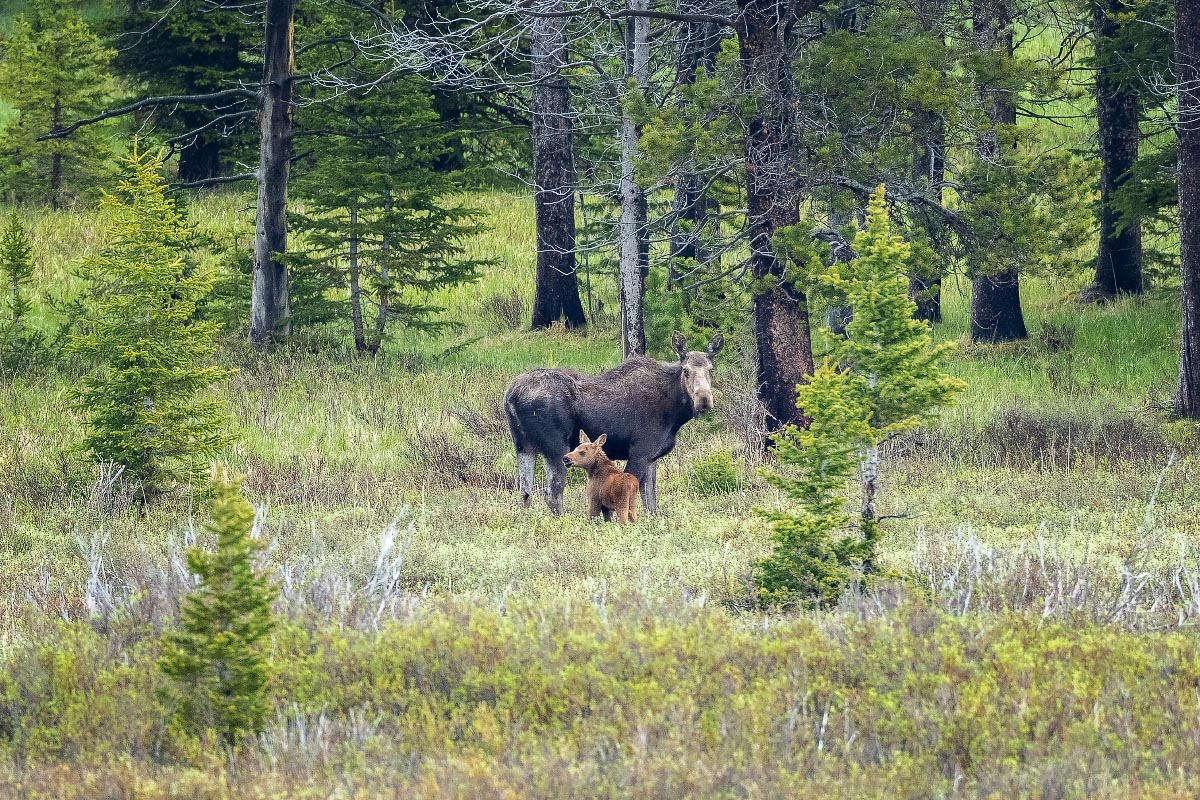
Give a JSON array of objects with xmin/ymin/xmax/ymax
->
[
  {"xmin": 627, "ymin": 492, "xmax": 637, "ymax": 524},
  {"xmin": 630, "ymin": 461, "xmax": 657, "ymax": 514},
  {"xmin": 516, "ymin": 452, "xmax": 536, "ymax": 509},
  {"xmin": 588, "ymin": 495, "xmax": 602, "ymax": 521},
  {"xmin": 541, "ymin": 454, "xmax": 567, "ymax": 516},
  {"xmin": 602, "ymin": 506, "xmax": 613, "ymax": 522}
]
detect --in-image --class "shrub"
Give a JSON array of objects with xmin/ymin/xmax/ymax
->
[
  {"xmin": 689, "ymin": 450, "xmax": 741, "ymax": 495},
  {"xmin": 158, "ymin": 466, "xmax": 276, "ymax": 749},
  {"xmin": 67, "ymin": 144, "xmax": 233, "ymax": 499},
  {"xmin": 756, "ymin": 185, "xmax": 964, "ymax": 607},
  {"xmin": 0, "ymin": 211, "xmax": 45, "ymax": 373}
]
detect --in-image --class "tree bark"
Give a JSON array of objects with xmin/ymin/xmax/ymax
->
[
  {"xmin": 1086, "ymin": 0, "xmax": 1144, "ymax": 300},
  {"xmin": 51, "ymin": 96, "xmax": 63, "ymax": 209},
  {"xmin": 909, "ymin": 110, "xmax": 945, "ymax": 322},
  {"xmin": 249, "ymin": 0, "xmax": 295, "ymax": 347},
  {"xmin": 530, "ymin": 5, "xmax": 588, "ymax": 330},
  {"xmin": 618, "ymin": 0, "xmax": 650, "ymax": 358},
  {"xmin": 969, "ymin": 0, "xmax": 1028, "ymax": 343},
  {"xmin": 736, "ymin": 0, "xmax": 817, "ymax": 429},
  {"xmin": 348, "ymin": 203, "xmax": 366, "ymax": 353},
  {"xmin": 1175, "ymin": 0, "xmax": 1200, "ymax": 415}
]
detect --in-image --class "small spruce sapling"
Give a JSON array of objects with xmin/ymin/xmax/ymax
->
[
  {"xmin": 756, "ymin": 185, "xmax": 965, "ymax": 607},
  {"xmin": 0, "ymin": 211, "xmax": 42, "ymax": 373},
  {"xmin": 68, "ymin": 143, "xmax": 232, "ymax": 498},
  {"xmin": 159, "ymin": 466, "xmax": 276, "ymax": 749}
]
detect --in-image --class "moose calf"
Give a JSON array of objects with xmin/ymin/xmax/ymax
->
[{"xmin": 563, "ymin": 432, "xmax": 639, "ymax": 524}]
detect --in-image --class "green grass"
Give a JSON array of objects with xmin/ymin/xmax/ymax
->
[{"xmin": 2, "ymin": 190, "xmax": 1199, "ymax": 796}]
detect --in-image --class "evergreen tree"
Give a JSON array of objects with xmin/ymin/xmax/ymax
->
[
  {"xmin": 107, "ymin": 0, "xmax": 256, "ymax": 183},
  {"xmin": 288, "ymin": 7, "xmax": 484, "ymax": 352},
  {"xmin": 0, "ymin": 0, "xmax": 115, "ymax": 206},
  {"xmin": 0, "ymin": 211, "xmax": 42, "ymax": 373},
  {"xmin": 159, "ymin": 466, "xmax": 275, "ymax": 748},
  {"xmin": 757, "ymin": 186, "xmax": 964, "ymax": 607},
  {"xmin": 68, "ymin": 144, "xmax": 232, "ymax": 497}
]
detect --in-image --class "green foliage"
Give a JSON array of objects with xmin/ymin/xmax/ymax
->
[
  {"xmin": 689, "ymin": 449, "xmax": 741, "ymax": 495},
  {"xmin": 286, "ymin": 5, "xmax": 486, "ymax": 351},
  {"xmin": 67, "ymin": 144, "xmax": 232, "ymax": 496},
  {"xmin": 757, "ymin": 186, "xmax": 965, "ymax": 607},
  {"xmin": 0, "ymin": 211, "xmax": 44, "ymax": 372},
  {"xmin": 158, "ymin": 466, "xmax": 276, "ymax": 749},
  {"xmin": 0, "ymin": 0, "xmax": 115, "ymax": 205},
  {"xmin": 826, "ymin": 187, "xmax": 967, "ymax": 436}
]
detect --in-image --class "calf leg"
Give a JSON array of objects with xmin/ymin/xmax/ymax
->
[
  {"xmin": 516, "ymin": 452, "xmax": 536, "ymax": 509},
  {"xmin": 541, "ymin": 455, "xmax": 567, "ymax": 516},
  {"xmin": 627, "ymin": 491, "xmax": 637, "ymax": 524}
]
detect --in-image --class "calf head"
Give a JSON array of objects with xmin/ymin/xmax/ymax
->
[
  {"xmin": 671, "ymin": 330, "xmax": 725, "ymax": 415},
  {"xmin": 564, "ymin": 431, "xmax": 608, "ymax": 469}
]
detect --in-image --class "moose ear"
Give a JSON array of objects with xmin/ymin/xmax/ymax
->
[
  {"xmin": 706, "ymin": 333, "xmax": 725, "ymax": 359},
  {"xmin": 595, "ymin": 433, "xmax": 607, "ymax": 447},
  {"xmin": 579, "ymin": 430, "xmax": 591, "ymax": 444},
  {"xmin": 672, "ymin": 330, "xmax": 688, "ymax": 361}
]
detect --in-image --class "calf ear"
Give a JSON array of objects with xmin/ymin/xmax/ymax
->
[
  {"xmin": 706, "ymin": 333, "xmax": 725, "ymax": 359},
  {"xmin": 672, "ymin": 330, "xmax": 688, "ymax": 361},
  {"xmin": 579, "ymin": 430, "xmax": 591, "ymax": 444},
  {"xmin": 595, "ymin": 433, "xmax": 607, "ymax": 446}
]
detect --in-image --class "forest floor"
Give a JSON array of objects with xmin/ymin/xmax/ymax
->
[{"xmin": 3, "ymin": 191, "xmax": 1200, "ymax": 798}]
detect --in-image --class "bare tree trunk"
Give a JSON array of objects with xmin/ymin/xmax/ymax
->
[
  {"xmin": 736, "ymin": 0, "xmax": 817, "ymax": 429},
  {"xmin": 969, "ymin": 0, "xmax": 1028, "ymax": 343},
  {"xmin": 530, "ymin": 5, "xmax": 587, "ymax": 330},
  {"xmin": 1175, "ymin": 0, "xmax": 1200, "ymax": 415},
  {"xmin": 618, "ymin": 0, "xmax": 650, "ymax": 358},
  {"xmin": 1085, "ymin": 0, "xmax": 1143, "ymax": 300},
  {"xmin": 249, "ymin": 0, "xmax": 295, "ymax": 347},
  {"xmin": 909, "ymin": 111, "xmax": 945, "ymax": 322}
]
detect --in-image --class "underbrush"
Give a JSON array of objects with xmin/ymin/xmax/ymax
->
[{"xmin": 4, "ymin": 581, "xmax": 1200, "ymax": 799}]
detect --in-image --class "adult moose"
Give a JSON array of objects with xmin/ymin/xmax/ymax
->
[{"xmin": 504, "ymin": 331, "xmax": 724, "ymax": 515}]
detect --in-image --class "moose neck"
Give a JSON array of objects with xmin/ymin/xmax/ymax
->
[{"xmin": 584, "ymin": 456, "xmax": 621, "ymax": 479}]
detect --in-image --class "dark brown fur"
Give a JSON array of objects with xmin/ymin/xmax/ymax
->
[
  {"xmin": 564, "ymin": 432, "xmax": 639, "ymax": 524},
  {"xmin": 505, "ymin": 331, "xmax": 723, "ymax": 515}
]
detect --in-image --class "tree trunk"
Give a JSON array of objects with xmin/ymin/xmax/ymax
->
[
  {"xmin": 248, "ymin": 0, "xmax": 295, "ymax": 347},
  {"xmin": 1175, "ymin": 0, "xmax": 1200, "ymax": 415},
  {"xmin": 669, "ymin": 7, "xmax": 722, "ymax": 295},
  {"xmin": 177, "ymin": 134, "xmax": 224, "ymax": 184},
  {"xmin": 970, "ymin": 0, "xmax": 1028, "ymax": 343},
  {"xmin": 736, "ymin": 0, "xmax": 817, "ymax": 429},
  {"xmin": 530, "ymin": 6, "xmax": 587, "ymax": 330},
  {"xmin": 909, "ymin": 111, "xmax": 945, "ymax": 322},
  {"xmin": 618, "ymin": 0, "xmax": 650, "ymax": 358},
  {"xmin": 50, "ymin": 96, "xmax": 62, "ymax": 209},
  {"xmin": 1086, "ymin": 0, "xmax": 1144, "ymax": 300},
  {"xmin": 348, "ymin": 203, "xmax": 366, "ymax": 353},
  {"xmin": 371, "ymin": 194, "xmax": 392, "ymax": 355}
]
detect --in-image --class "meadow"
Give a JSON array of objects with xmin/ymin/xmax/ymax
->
[{"xmin": 2, "ymin": 189, "xmax": 1200, "ymax": 798}]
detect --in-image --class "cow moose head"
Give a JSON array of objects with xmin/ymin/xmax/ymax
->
[{"xmin": 671, "ymin": 330, "xmax": 724, "ymax": 415}]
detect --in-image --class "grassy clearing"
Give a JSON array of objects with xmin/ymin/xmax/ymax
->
[{"xmin": 2, "ymin": 190, "xmax": 1200, "ymax": 796}]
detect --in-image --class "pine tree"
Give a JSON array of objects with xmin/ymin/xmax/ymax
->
[
  {"xmin": 756, "ymin": 186, "xmax": 964, "ymax": 607},
  {"xmin": 159, "ymin": 466, "xmax": 275, "ymax": 748},
  {"xmin": 288, "ymin": 8, "xmax": 484, "ymax": 352},
  {"xmin": 0, "ymin": 0, "xmax": 115, "ymax": 206},
  {"xmin": 68, "ymin": 144, "xmax": 232, "ymax": 497},
  {"xmin": 0, "ymin": 211, "xmax": 42, "ymax": 373},
  {"xmin": 107, "ymin": 0, "xmax": 256, "ymax": 183}
]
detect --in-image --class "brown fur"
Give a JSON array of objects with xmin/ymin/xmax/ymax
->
[{"xmin": 563, "ymin": 432, "xmax": 639, "ymax": 524}]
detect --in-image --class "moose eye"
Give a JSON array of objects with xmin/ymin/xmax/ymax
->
[{"xmin": 683, "ymin": 367, "xmax": 692, "ymax": 377}]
